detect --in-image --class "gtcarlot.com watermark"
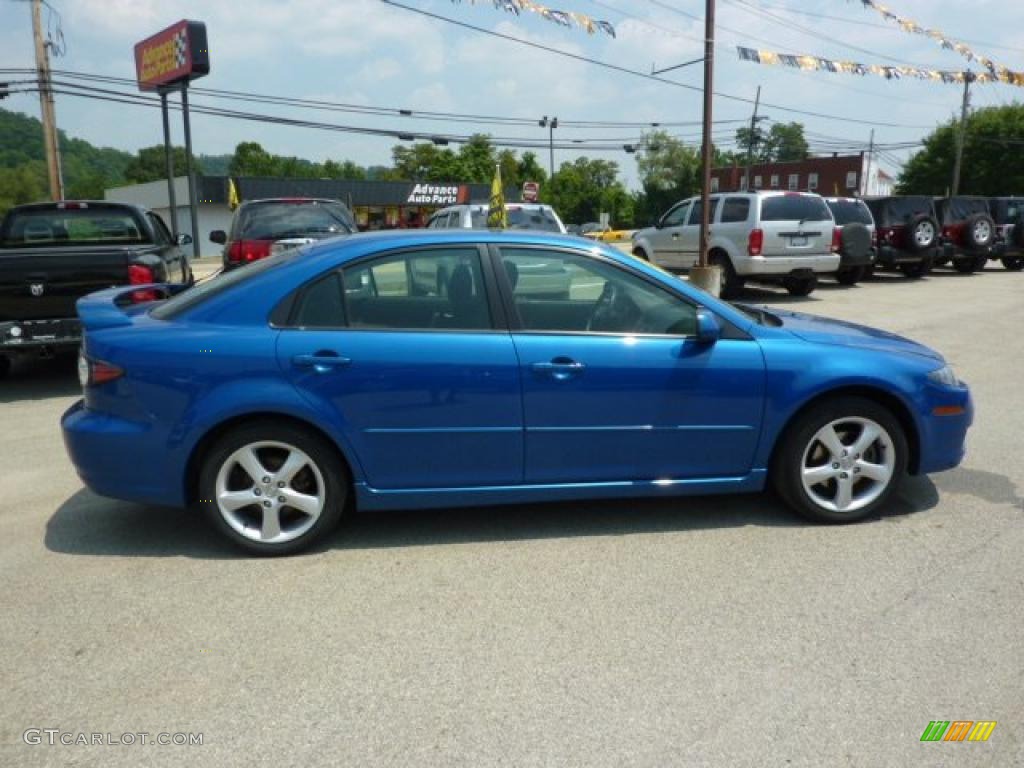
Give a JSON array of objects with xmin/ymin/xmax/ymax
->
[{"xmin": 23, "ymin": 729, "xmax": 203, "ymax": 747}]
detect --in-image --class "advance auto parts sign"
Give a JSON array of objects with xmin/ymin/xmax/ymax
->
[
  {"xmin": 134, "ymin": 20, "xmax": 209, "ymax": 91},
  {"xmin": 406, "ymin": 184, "xmax": 470, "ymax": 205}
]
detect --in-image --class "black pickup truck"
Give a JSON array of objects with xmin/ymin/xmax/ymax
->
[{"xmin": 0, "ymin": 201, "xmax": 192, "ymax": 376}]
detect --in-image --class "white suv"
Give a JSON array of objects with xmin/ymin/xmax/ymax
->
[
  {"xmin": 426, "ymin": 203, "xmax": 567, "ymax": 233},
  {"xmin": 631, "ymin": 191, "xmax": 840, "ymax": 297}
]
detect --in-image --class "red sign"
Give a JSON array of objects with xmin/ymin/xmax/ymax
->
[
  {"xmin": 134, "ymin": 20, "xmax": 209, "ymax": 91},
  {"xmin": 522, "ymin": 181, "xmax": 540, "ymax": 202}
]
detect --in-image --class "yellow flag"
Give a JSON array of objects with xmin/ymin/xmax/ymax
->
[
  {"xmin": 228, "ymin": 178, "xmax": 241, "ymax": 210},
  {"xmin": 487, "ymin": 164, "xmax": 507, "ymax": 229}
]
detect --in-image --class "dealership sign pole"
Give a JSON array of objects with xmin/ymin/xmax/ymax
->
[{"xmin": 133, "ymin": 20, "xmax": 210, "ymax": 261}]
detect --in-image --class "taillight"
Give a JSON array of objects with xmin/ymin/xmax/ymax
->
[
  {"xmin": 871, "ymin": 228, "xmax": 878, "ymax": 247},
  {"xmin": 228, "ymin": 239, "xmax": 272, "ymax": 263},
  {"xmin": 79, "ymin": 353, "xmax": 123, "ymax": 387},
  {"xmin": 881, "ymin": 226, "xmax": 899, "ymax": 245},
  {"xmin": 128, "ymin": 263, "xmax": 158, "ymax": 303},
  {"xmin": 831, "ymin": 226, "xmax": 842, "ymax": 253},
  {"xmin": 747, "ymin": 228, "xmax": 763, "ymax": 256}
]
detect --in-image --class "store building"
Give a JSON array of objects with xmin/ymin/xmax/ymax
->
[
  {"xmin": 105, "ymin": 175, "xmax": 510, "ymax": 256},
  {"xmin": 709, "ymin": 153, "xmax": 894, "ymax": 197}
]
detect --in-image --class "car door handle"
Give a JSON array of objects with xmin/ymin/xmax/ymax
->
[
  {"xmin": 292, "ymin": 352, "xmax": 352, "ymax": 372},
  {"xmin": 531, "ymin": 358, "xmax": 585, "ymax": 381}
]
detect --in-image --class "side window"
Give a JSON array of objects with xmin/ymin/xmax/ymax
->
[
  {"xmin": 447, "ymin": 212, "xmax": 462, "ymax": 228},
  {"xmin": 687, "ymin": 198, "xmax": 720, "ymax": 226},
  {"xmin": 721, "ymin": 198, "xmax": 751, "ymax": 223},
  {"xmin": 147, "ymin": 213, "xmax": 172, "ymax": 244},
  {"xmin": 661, "ymin": 202, "xmax": 690, "ymax": 227},
  {"xmin": 426, "ymin": 214, "xmax": 442, "ymax": 229},
  {"xmin": 500, "ymin": 248, "xmax": 697, "ymax": 336},
  {"xmin": 292, "ymin": 272, "xmax": 346, "ymax": 328},
  {"xmin": 342, "ymin": 248, "xmax": 491, "ymax": 331}
]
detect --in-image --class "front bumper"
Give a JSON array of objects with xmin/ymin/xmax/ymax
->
[
  {"xmin": 1, "ymin": 318, "xmax": 81, "ymax": 350},
  {"xmin": 916, "ymin": 384, "xmax": 974, "ymax": 475}
]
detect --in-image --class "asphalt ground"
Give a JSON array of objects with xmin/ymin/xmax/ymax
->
[{"xmin": 1, "ymin": 262, "xmax": 1021, "ymax": 767}]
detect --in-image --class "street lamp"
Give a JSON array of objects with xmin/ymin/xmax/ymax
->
[{"xmin": 539, "ymin": 116, "xmax": 558, "ymax": 178}]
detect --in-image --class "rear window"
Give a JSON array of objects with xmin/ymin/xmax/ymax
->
[
  {"xmin": 470, "ymin": 207, "xmax": 562, "ymax": 232},
  {"xmin": 759, "ymin": 195, "xmax": 831, "ymax": 222},
  {"xmin": 826, "ymin": 199, "xmax": 873, "ymax": 226},
  {"xmin": 882, "ymin": 197, "xmax": 933, "ymax": 222},
  {"xmin": 235, "ymin": 201, "xmax": 356, "ymax": 240},
  {"xmin": 150, "ymin": 250, "xmax": 297, "ymax": 320},
  {"xmin": 1, "ymin": 207, "xmax": 145, "ymax": 247},
  {"xmin": 943, "ymin": 198, "xmax": 989, "ymax": 221}
]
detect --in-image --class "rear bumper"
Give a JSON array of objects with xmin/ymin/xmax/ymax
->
[
  {"xmin": 838, "ymin": 248, "xmax": 875, "ymax": 269},
  {"xmin": 1, "ymin": 318, "xmax": 81, "ymax": 350},
  {"xmin": 738, "ymin": 253, "xmax": 841, "ymax": 277},
  {"xmin": 61, "ymin": 400, "xmax": 186, "ymax": 507},
  {"xmin": 875, "ymin": 245, "xmax": 935, "ymax": 266}
]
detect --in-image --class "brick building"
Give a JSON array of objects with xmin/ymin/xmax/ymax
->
[{"xmin": 710, "ymin": 153, "xmax": 893, "ymax": 197}]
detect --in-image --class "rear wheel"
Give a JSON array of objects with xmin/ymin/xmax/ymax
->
[
  {"xmin": 953, "ymin": 257, "xmax": 980, "ymax": 274},
  {"xmin": 0, "ymin": 355, "xmax": 10, "ymax": 380},
  {"xmin": 835, "ymin": 266, "xmax": 865, "ymax": 286},
  {"xmin": 783, "ymin": 274, "xmax": 817, "ymax": 297},
  {"xmin": 772, "ymin": 396, "xmax": 907, "ymax": 523},
  {"xmin": 1002, "ymin": 256, "xmax": 1024, "ymax": 271},
  {"xmin": 899, "ymin": 260, "xmax": 930, "ymax": 279},
  {"xmin": 710, "ymin": 251, "xmax": 744, "ymax": 298},
  {"xmin": 198, "ymin": 421, "xmax": 346, "ymax": 555}
]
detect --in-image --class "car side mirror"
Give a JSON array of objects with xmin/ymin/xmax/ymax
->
[
  {"xmin": 695, "ymin": 308, "xmax": 720, "ymax": 344},
  {"xmin": 177, "ymin": 233, "xmax": 193, "ymax": 246},
  {"xmin": 655, "ymin": 217, "xmax": 665, "ymax": 229},
  {"xmin": 209, "ymin": 230, "xmax": 226, "ymax": 245}
]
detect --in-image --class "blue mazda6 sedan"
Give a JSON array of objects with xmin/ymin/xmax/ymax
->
[{"xmin": 62, "ymin": 230, "xmax": 972, "ymax": 554}]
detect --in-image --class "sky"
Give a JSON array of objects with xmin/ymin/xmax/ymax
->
[{"xmin": 0, "ymin": 0, "xmax": 1021, "ymax": 189}]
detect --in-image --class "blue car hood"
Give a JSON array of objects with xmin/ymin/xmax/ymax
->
[{"xmin": 766, "ymin": 307, "xmax": 944, "ymax": 362}]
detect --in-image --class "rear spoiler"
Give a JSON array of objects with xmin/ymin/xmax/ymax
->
[{"xmin": 76, "ymin": 283, "xmax": 188, "ymax": 331}]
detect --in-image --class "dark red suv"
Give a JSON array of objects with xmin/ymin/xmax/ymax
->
[
  {"xmin": 933, "ymin": 196, "xmax": 997, "ymax": 274},
  {"xmin": 988, "ymin": 197, "xmax": 1024, "ymax": 271}
]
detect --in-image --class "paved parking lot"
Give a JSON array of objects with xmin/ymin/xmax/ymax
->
[{"xmin": 1, "ymin": 265, "xmax": 1021, "ymax": 767}]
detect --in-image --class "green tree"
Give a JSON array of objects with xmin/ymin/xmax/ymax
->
[
  {"xmin": 516, "ymin": 151, "xmax": 547, "ymax": 186},
  {"xmin": 124, "ymin": 145, "xmax": 202, "ymax": 184},
  {"xmin": 391, "ymin": 142, "xmax": 463, "ymax": 181},
  {"xmin": 322, "ymin": 159, "xmax": 367, "ymax": 180},
  {"xmin": 735, "ymin": 122, "xmax": 808, "ymax": 163},
  {"xmin": 544, "ymin": 157, "xmax": 632, "ymax": 226},
  {"xmin": 0, "ymin": 161, "xmax": 47, "ymax": 215},
  {"xmin": 457, "ymin": 134, "xmax": 497, "ymax": 183},
  {"xmin": 228, "ymin": 141, "xmax": 279, "ymax": 176},
  {"xmin": 898, "ymin": 104, "xmax": 1024, "ymax": 195},
  {"xmin": 633, "ymin": 130, "xmax": 701, "ymax": 225},
  {"xmin": 497, "ymin": 149, "xmax": 520, "ymax": 190}
]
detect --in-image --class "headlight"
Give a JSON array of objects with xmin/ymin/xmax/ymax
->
[{"xmin": 927, "ymin": 365, "xmax": 959, "ymax": 387}]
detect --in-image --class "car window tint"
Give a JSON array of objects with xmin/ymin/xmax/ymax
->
[
  {"xmin": 826, "ymin": 200, "xmax": 873, "ymax": 226},
  {"xmin": 661, "ymin": 203, "xmax": 689, "ymax": 227},
  {"xmin": 884, "ymin": 197, "xmax": 933, "ymax": 222},
  {"xmin": 147, "ymin": 213, "xmax": 172, "ymax": 244},
  {"xmin": 292, "ymin": 272, "xmax": 346, "ymax": 328},
  {"xmin": 1, "ymin": 207, "xmax": 144, "ymax": 246},
  {"xmin": 342, "ymin": 247, "xmax": 491, "ymax": 331},
  {"xmin": 760, "ymin": 195, "xmax": 831, "ymax": 222},
  {"xmin": 237, "ymin": 201, "xmax": 356, "ymax": 239},
  {"xmin": 500, "ymin": 247, "xmax": 696, "ymax": 336},
  {"xmin": 687, "ymin": 198, "xmax": 719, "ymax": 226},
  {"xmin": 947, "ymin": 198, "xmax": 989, "ymax": 220},
  {"xmin": 720, "ymin": 198, "xmax": 750, "ymax": 223}
]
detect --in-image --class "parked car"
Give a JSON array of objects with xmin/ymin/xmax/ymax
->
[
  {"xmin": 0, "ymin": 200, "xmax": 191, "ymax": 378},
  {"xmin": 210, "ymin": 198, "xmax": 356, "ymax": 272},
  {"xmin": 631, "ymin": 191, "xmax": 840, "ymax": 298},
  {"xmin": 988, "ymin": 197, "xmax": 1024, "ymax": 271},
  {"xmin": 823, "ymin": 197, "xmax": 876, "ymax": 285},
  {"xmin": 862, "ymin": 196, "xmax": 940, "ymax": 278},
  {"xmin": 63, "ymin": 229, "xmax": 972, "ymax": 555},
  {"xmin": 933, "ymin": 196, "xmax": 996, "ymax": 273},
  {"xmin": 426, "ymin": 203, "xmax": 568, "ymax": 233}
]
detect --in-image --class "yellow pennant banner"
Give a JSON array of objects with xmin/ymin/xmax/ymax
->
[
  {"xmin": 736, "ymin": 46, "xmax": 1022, "ymax": 87},
  {"xmin": 451, "ymin": 0, "xmax": 616, "ymax": 37},
  {"xmin": 858, "ymin": 0, "xmax": 1024, "ymax": 86}
]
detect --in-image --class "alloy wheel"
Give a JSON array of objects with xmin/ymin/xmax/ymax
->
[
  {"xmin": 973, "ymin": 219, "xmax": 991, "ymax": 244},
  {"xmin": 800, "ymin": 417, "xmax": 895, "ymax": 514},
  {"xmin": 914, "ymin": 221, "xmax": 934, "ymax": 247},
  {"xmin": 214, "ymin": 441, "xmax": 326, "ymax": 544}
]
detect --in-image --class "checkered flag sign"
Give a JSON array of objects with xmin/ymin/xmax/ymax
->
[{"xmin": 174, "ymin": 30, "xmax": 188, "ymax": 68}]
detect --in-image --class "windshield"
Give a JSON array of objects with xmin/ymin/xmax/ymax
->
[
  {"xmin": 470, "ymin": 206, "xmax": 563, "ymax": 232},
  {"xmin": 236, "ymin": 201, "xmax": 356, "ymax": 240},
  {"xmin": 760, "ymin": 195, "xmax": 831, "ymax": 222},
  {"xmin": 826, "ymin": 200, "xmax": 873, "ymax": 226},
  {"xmin": 1, "ymin": 207, "xmax": 146, "ymax": 247}
]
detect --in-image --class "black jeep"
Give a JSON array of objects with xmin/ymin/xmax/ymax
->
[{"xmin": 988, "ymin": 197, "xmax": 1024, "ymax": 271}]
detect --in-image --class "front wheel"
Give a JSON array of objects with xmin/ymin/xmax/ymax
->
[
  {"xmin": 632, "ymin": 248, "xmax": 650, "ymax": 262},
  {"xmin": 772, "ymin": 396, "xmax": 907, "ymax": 523},
  {"xmin": 198, "ymin": 421, "xmax": 346, "ymax": 555},
  {"xmin": 783, "ymin": 274, "xmax": 817, "ymax": 297},
  {"xmin": 1002, "ymin": 256, "xmax": 1024, "ymax": 271}
]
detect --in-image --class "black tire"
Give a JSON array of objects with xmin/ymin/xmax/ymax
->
[
  {"xmin": 783, "ymin": 274, "xmax": 817, "ymax": 297},
  {"xmin": 906, "ymin": 214, "xmax": 938, "ymax": 253},
  {"xmin": 839, "ymin": 223, "xmax": 871, "ymax": 263},
  {"xmin": 863, "ymin": 264, "xmax": 876, "ymax": 279},
  {"xmin": 953, "ymin": 257, "xmax": 980, "ymax": 274},
  {"xmin": 772, "ymin": 396, "xmax": 907, "ymax": 524},
  {"xmin": 835, "ymin": 266, "xmax": 865, "ymax": 286},
  {"xmin": 198, "ymin": 420, "xmax": 346, "ymax": 556},
  {"xmin": 899, "ymin": 259, "xmax": 930, "ymax": 279},
  {"xmin": 0, "ymin": 355, "xmax": 10, "ymax": 380},
  {"xmin": 632, "ymin": 247, "xmax": 650, "ymax": 262},
  {"xmin": 962, "ymin": 212, "xmax": 995, "ymax": 251},
  {"xmin": 710, "ymin": 251, "xmax": 744, "ymax": 298},
  {"xmin": 1001, "ymin": 256, "xmax": 1024, "ymax": 271}
]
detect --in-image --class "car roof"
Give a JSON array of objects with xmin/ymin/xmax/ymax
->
[{"xmin": 241, "ymin": 197, "xmax": 344, "ymax": 205}]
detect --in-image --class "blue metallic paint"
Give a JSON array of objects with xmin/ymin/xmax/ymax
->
[{"xmin": 62, "ymin": 230, "xmax": 972, "ymax": 514}]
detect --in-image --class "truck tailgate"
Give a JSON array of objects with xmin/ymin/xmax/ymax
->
[{"xmin": 0, "ymin": 247, "xmax": 129, "ymax": 321}]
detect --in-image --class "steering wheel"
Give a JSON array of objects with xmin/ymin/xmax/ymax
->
[{"xmin": 586, "ymin": 281, "xmax": 639, "ymax": 332}]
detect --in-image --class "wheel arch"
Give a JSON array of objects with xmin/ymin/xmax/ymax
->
[
  {"xmin": 767, "ymin": 384, "xmax": 922, "ymax": 476},
  {"xmin": 184, "ymin": 411, "xmax": 357, "ymax": 507}
]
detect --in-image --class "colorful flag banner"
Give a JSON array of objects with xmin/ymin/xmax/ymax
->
[
  {"xmin": 487, "ymin": 164, "xmax": 507, "ymax": 229},
  {"xmin": 857, "ymin": 1, "xmax": 1024, "ymax": 86},
  {"xmin": 735, "ymin": 46, "xmax": 1019, "ymax": 86},
  {"xmin": 450, "ymin": 0, "xmax": 615, "ymax": 37}
]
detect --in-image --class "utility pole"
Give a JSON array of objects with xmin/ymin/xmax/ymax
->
[
  {"xmin": 31, "ymin": 0, "xmax": 64, "ymax": 200},
  {"xmin": 539, "ymin": 116, "xmax": 558, "ymax": 179},
  {"xmin": 743, "ymin": 85, "xmax": 761, "ymax": 192},
  {"xmin": 951, "ymin": 72, "xmax": 972, "ymax": 196},
  {"xmin": 689, "ymin": 0, "xmax": 720, "ymax": 295},
  {"xmin": 862, "ymin": 129, "xmax": 874, "ymax": 196}
]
